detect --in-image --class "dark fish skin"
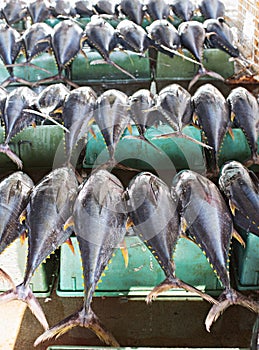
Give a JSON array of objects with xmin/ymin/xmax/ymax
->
[
  {"xmin": 34, "ymin": 169, "xmax": 127, "ymax": 347},
  {"xmin": 1, "ymin": 0, "xmax": 27, "ymax": 25},
  {"xmin": 116, "ymin": 19, "xmax": 151, "ymax": 54},
  {"xmin": 0, "ymin": 23, "xmax": 22, "ymax": 79},
  {"xmin": 145, "ymin": 0, "xmax": 171, "ymax": 21},
  {"xmin": 172, "ymin": 169, "xmax": 259, "ymax": 331},
  {"xmin": 0, "ymin": 167, "xmax": 78, "ymax": 330},
  {"xmin": 198, "ymin": 0, "xmax": 225, "ymax": 19},
  {"xmin": 49, "ymin": 0, "xmax": 77, "ymax": 17},
  {"xmin": 0, "ymin": 86, "xmax": 37, "ymax": 169},
  {"xmin": 204, "ymin": 18, "xmax": 239, "ymax": 58},
  {"xmin": 94, "ymin": 0, "xmax": 119, "ymax": 16},
  {"xmin": 192, "ymin": 84, "xmax": 230, "ymax": 177},
  {"xmin": 128, "ymin": 88, "xmax": 158, "ymax": 142},
  {"xmin": 178, "ymin": 21, "xmax": 225, "ymax": 89},
  {"xmin": 125, "ymin": 171, "xmax": 216, "ymax": 303},
  {"xmin": 35, "ymin": 83, "xmax": 70, "ymax": 118},
  {"xmin": 82, "ymin": 16, "xmax": 134, "ymax": 79},
  {"xmin": 251, "ymin": 316, "xmax": 259, "ymax": 350},
  {"xmin": 75, "ymin": 0, "xmax": 95, "ymax": 17},
  {"xmin": 0, "ymin": 171, "xmax": 34, "ymax": 255},
  {"xmin": 170, "ymin": 0, "xmax": 195, "ymax": 21},
  {"xmin": 154, "ymin": 83, "xmax": 212, "ymax": 149},
  {"xmin": 63, "ymin": 86, "xmax": 97, "ymax": 166},
  {"xmin": 0, "ymin": 87, "xmax": 8, "ymax": 124},
  {"xmin": 219, "ymin": 161, "xmax": 259, "ymax": 238},
  {"xmin": 27, "ymin": 0, "xmax": 50, "ymax": 23},
  {"xmin": 227, "ymin": 87, "xmax": 259, "ymax": 165},
  {"xmin": 119, "ymin": 0, "xmax": 145, "ymax": 26},
  {"xmin": 146, "ymin": 19, "xmax": 181, "ymax": 53},
  {"xmin": 94, "ymin": 89, "xmax": 130, "ymax": 168},
  {"xmin": 21, "ymin": 23, "xmax": 53, "ymax": 62}
]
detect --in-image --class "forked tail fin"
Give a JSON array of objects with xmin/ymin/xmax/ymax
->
[
  {"xmin": 34, "ymin": 306, "xmax": 119, "ymax": 347},
  {"xmin": 0, "ymin": 144, "xmax": 23, "ymax": 169},
  {"xmin": 0, "ymin": 269, "xmax": 48, "ymax": 330},
  {"xmin": 205, "ymin": 288, "xmax": 259, "ymax": 332}
]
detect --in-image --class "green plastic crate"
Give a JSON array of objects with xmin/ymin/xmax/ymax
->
[
  {"xmin": 0, "ymin": 238, "xmax": 58, "ymax": 297},
  {"xmin": 71, "ymin": 49, "xmax": 151, "ymax": 85},
  {"xmin": 233, "ymin": 231, "xmax": 259, "ymax": 290},
  {"xmin": 83, "ymin": 125, "xmax": 256, "ymax": 172},
  {"xmin": 156, "ymin": 49, "xmax": 234, "ymax": 81},
  {"xmin": 0, "ymin": 125, "xmax": 65, "ymax": 171},
  {"xmin": 57, "ymin": 236, "xmax": 222, "ymax": 298}
]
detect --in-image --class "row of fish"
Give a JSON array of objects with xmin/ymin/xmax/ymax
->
[
  {"xmin": 0, "ymin": 83, "xmax": 258, "ymax": 178},
  {"xmin": 0, "ymin": 12, "xmax": 239, "ymax": 87},
  {"xmin": 0, "ymin": 161, "xmax": 258, "ymax": 346},
  {"xmin": 1, "ymin": 0, "xmax": 226, "ymax": 26}
]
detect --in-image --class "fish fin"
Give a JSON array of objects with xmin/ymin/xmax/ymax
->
[
  {"xmin": 153, "ymin": 131, "xmax": 212, "ymax": 149},
  {"xmin": 124, "ymin": 135, "xmax": 162, "ymax": 153},
  {"xmin": 232, "ymin": 229, "xmax": 246, "ymax": 247},
  {"xmin": 205, "ymin": 288, "xmax": 259, "ymax": 332},
  {"xmin": 89, "ymin": 127, "xmax": 97, "ymax": 139},
  {"xmin": 63, "ymin": 216, "xmax": 75, "ymax": 231},
  {"xmin": 180, "ymin": 217, "xmax": 188, "ymax": 234},
  {"xmin": 145, "ymin": 277, "xmax": 217, "ymax": 304},
  {"xmin": 0, "ymin": 144, "xmax": 23, "ymax": 169},
  {"xmin": 127, "ymin": 123, "xmax": 133, "ymax": 135},
  {"xmin": 230, "ymin": 111, "xmax": 236, "ymax": 122},
  {"xmin": 229, "ymin": 200, "xmax": 237, "ymax": 216},
  {"xmin": 228, "ymin": 127, "xmax": 235, "ymax": 140},
  {"xmin": 192, "ymin": 113, "xmax": 199, "ymax": 125},
  {"xmin": 20, "ymin": 230, "xmax": 27, "ymax": 245},
  {"xmin": 126, "ymin": 216, "xmax": 134, "ymax": 231},
  {"xmin": 0, "ymin": 268, "xmax": 16, "ymax": 289},
  {"xmin": 0, "ymin": 283, "xmax": 48, "ymax": 330},
  {"xmin": 119, "ymin": 239, "xmax": 129, "ymax": 268},
  {"xmin": 188, "ymin": 68, "xmax": 224, "ymax": 90},
  {"xmin": 65, "ymin": 237, "xmax": 75, "ymax": 254},
  {"xmin": 19, "ymin": 209, "xmax": 27, "ymax": 224},
  {"xmin": 53, "ymin": 107, "xmax": 63, "ymax": 115},
  {"xmin": 34, "ymin": 307, "xmax": 119, "ymax": 347}
]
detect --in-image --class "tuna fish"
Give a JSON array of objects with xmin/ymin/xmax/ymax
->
[
  {"xmin": 178, "ymin": 20, "xmax": 225, "ymax": 89},
  {"xmin": 227, "ymin": 87, "xmax": 259, "ymax": 166},
  {"xmin": 172, "ymin": 169, "xmax": 259, "ymax": 332},
  {"xmin": 219, "ymin": 161, "xmax": 259, "ymax": 237},
  {"xmin": 0, "ymin": 167, "xmax": 78, "ymax": 329},
  {"xmin": 170, "ymin": 0, "xmax": 195, "ymax": 21},
  {"xmin": 192, "ymin": 83, "xmax": 231, "ymax": 178},
  {"xmin": 0, "ymin": 171, "xmax": 33, "ymax": 254},
  {"xmin": 34, "ymin": 169, "xmax": 127, "ymax": 346},
  {"xmin": 125, "ymin": 171, "xmax": 217, "ymax": 303},
  {"xmin": 198, "ymin": 0, "xmax": 225, "ymax": 19},
  {"xmin": 119, "ymin": 0, "xmax": 145, "ymax": 25}
]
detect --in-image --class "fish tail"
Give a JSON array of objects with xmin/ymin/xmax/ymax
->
[
  {"xmin": 124, "ymin": 134, "xmax": 162, "ymax": 153},
  {"xmin": 34, "ymin": 307, "xmax": 119, "ymax": 347},
  {"xmin": 205, "ymin": 288, "xmax": 259, "ymax": 332},
  {"xmin": 188, "ymin": 66, "xmax": 225, "ymax": 90},
  {"xmin": 0, "ymin": 280, "xmax": 49, "ymax": 330},
  {"xmin": 93, "ymin": 159, "xmax": 139, "ymax": 172},
  {"xmin": 154, "ymin": 131, "xmax": 212, "ymax": 149},
  {"xmin": 0, "ymin": 144, "xmax": 23, "ymax": 169},
  {"xmin": 145, "ymin": 277, "xmax": 217, "ymax": 305}
]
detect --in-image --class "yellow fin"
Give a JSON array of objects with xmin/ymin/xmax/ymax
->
[
  {"xmin": 232, "ymin": 229, "xmax": 246, "ymax": 247},
  {"xmin": 180, "ymin": 217, "xmax": 188, "ymax": 233},
  {"xmin": 126, "ymin": 216, "xmax": 134, "ymax": 231},
  {"xmin": 229, "ymin": 200, "xmax": 237, "ymax": 216},
  {"xmin": 119, "ymin": 239, "xmax": 129, "ymax": 268},
  {"xmin": 63, "ymin": 216, "xmax": 75, "ymax": 231},
  {"xmin": 19, "ymin": 209, "xmax": 27, "ymax": 224},
  {"xmin": 230, "ymin": 111, "xmax": 236, "ymax": 122}
]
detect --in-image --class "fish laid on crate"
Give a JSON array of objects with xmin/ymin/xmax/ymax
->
[
  {"xmin": 172, "ymin": 169, "xmax": 259, "ymax": 331},
  {"xmin": 75, "ymin": 0, "xmax": 95, "ymax": 17},
  {"xmin": 178, "ymin": 20, "xmax": 225, "ymax": 89},
  {"xmin": 82, "ymin": 16, "xmax": 135, "ymax": 79},
  {"xmin": 119, "ymin": 0, "xmax": 145, "ymax": 25},
  {"xmin": 62, "ymin": 86, "xmax": 97, "ymax": 167},
  {"xmin": 35, "ymin": 19, "xmax": 83, "ymax": 88},
  {"xmin": 94, "ymin": 0, "xmax": 120, "ymax": 16},
  {"xmin": 27, "ymin": 0, "xmax": 51, "ymax": 23},
  {"xmin": 227, "ymin": 87, "xmax": 259, "ymax": 166},
  {"xmin": 0, "ymin": 167, "xmax": 78, "ymax": 330},
  {"xmin": 0, "ymin": 86, "xmax": 37, "ymax": 169},
  {"xmin": 0, "ymin": 0, "xmax": 27, "ymax": 25},
  {"xmin": 198, "ymin": 0, "xmax": 225, "ymax": 19},
  {"xmin": 49, "ymin": 0, "xmax": 77, "ymax": 17},
  {"xmin": 203, "ymin": 17, "xmax": 239, "ymax": 58},
  {"xmin": 0, "ymin": 171, "xmax": 34, "ymax": 255},
  {"xmin": 170, "ymin": 0, "xmax": 195, "ymax": 22},
  {"xmin": 219, "ymin": 161, "xmax": 259, "ymax": 238},
  {"xmin": 125, "ymin": 171, "xmax": 217, "ymax": 303},
  {"xmin": 153, "ymin": 83, "xmax": 212, "ymax": 149},
  {"xmin": 127, "ymin": 88, "xmax": 160, "ymax": 150},
  {"xmin": 35, "ymin": 169, "xmax": 127, "ymax": 347},
  {"xmin": 94, "ymin": 89, "xmax": 134, "ymax": 170},
  {"xmin": 192, "ymin": 83, "xmax": 231, "ymax": 178},
  {"xmin": 145, "ymin": 0, "xmax": 171, "ymax": 21}
]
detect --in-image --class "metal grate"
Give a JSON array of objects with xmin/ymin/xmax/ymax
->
[{"xmin": 237, "ymin": 0, "xmax": 259, "ymax": 65}]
